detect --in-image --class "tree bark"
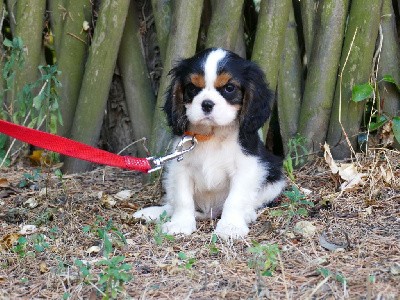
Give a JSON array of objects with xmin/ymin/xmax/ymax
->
[
  {"xmin": 6, "ymin": 0, "xmax": 17, "ymax": 36},
  {"xmin": 151, "ymin": 0, "xmax": 172, "ymax": 63},
  {"xmin": 300, "ymin": 0, "xmax": 318, "ymax": 64},
  {"xmin": 206, "ymin": 0, "xmax": 244, "ymax": 51},
  {"xmin": 298, "ymin": 0, "xmax": 350, "ymax": 153},
  {"xmin": 277, "ymin": 4, "xmax": 302, "ymax": 155},
  {"xmin": 56, "ymin": 0, "xmax": 92, "ymax": 137},
  {"xmin": 63, "ymin": 0, "xmax": 130, "ymax": 173},
  {"xmin": 12, "ymin": 0, "xmax": 46, "ymax": 117},
  {"xmin": 234, "ymin": 16, "xmax": 246, "ymax": 58},
  {"xmin": 117, "ymin": 1, "xmax": 156, "ymax": 156},
  {"xmin": 378, "ymin": 0, "xmax": 400, "ymax": 117},
  {"xmin": 48, "ymin": 0, "xmax": 67, "ymax": 55},
  {"xmin": 150, "ymin": 0, "xmax": 204, "ymax": 155},
  {"xmin": 251, "ymin": 0, "xmax": 291, "ymax": 137},
  {"xmin": 327, "ymin": 0, "xmax": 383, "ymax": 159}
]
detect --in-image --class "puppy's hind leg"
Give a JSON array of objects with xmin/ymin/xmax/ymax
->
[{"xmin": 133, "ymin": 204, "xmax": 173, "ymax": 222}]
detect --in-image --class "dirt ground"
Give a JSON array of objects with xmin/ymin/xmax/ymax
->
[{"xmin": 0, "ymin": 149, "xmax": 399, "ymax": 299}]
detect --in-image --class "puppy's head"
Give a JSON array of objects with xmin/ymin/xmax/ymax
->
[{"xmin": 164, "ymin": 48, "xmax": 273, "ymax": 135}]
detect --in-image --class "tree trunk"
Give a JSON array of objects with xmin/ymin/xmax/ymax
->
[
  {"xmin": 150, "ymin": 0, "xmax": 204, "ymax": 156},
  {"xmin": 151, "ymin": 0, "xmax": 172, "ymax": 63},
  {"xmin": 6, "ymin": 0, "xmax": 17, "ymax": 36},
  {"xmin": 327, "ymin": 0, "xmax": 383, "ymax": 159},
  {"xmin": 300, "ymin": 0, "xmax": 318, "ymax": 64},
  {"xmin": 117, "ymin": 1, "xmax": 156, "ymax": 156},
  {"xmin": 251, "ymin": 0, "xmax": 291, "ymax": 137},
  {"xmin": 48, "ymin": 0, "xmax": 67, "ymax": 55},
  {"xmin": 63, "ymin": 0, "xmax": 130, "ymax": 173},
  {"xmin": 12, "ymin": 0, "xmax": 46, "ymax": 116},
  {"xmin": 56, "ymin": 0, "xmax": 92, "ymax": 138},
  {"xmin": 206, "ymin": 0, "xmax": 244, "ymax": 50},
  {"xmin": 298, "ymin": 0, "xmax": 350, "ymax": 153},
  {"xmin": 378, "ymin": 0, "xmax": 400, "ymax": 117},
  {"xmin": 234, "ymin": 16, "xmax": 246, "ymax": 58},
  {"xmin": 277, "ymin": 4, "xmax": 302, "ymax": 155}
]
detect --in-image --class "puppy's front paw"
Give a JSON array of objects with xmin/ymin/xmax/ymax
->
[
  {"xmin": 133, "ymin": 205, "xmax": 171, "ymax": 222},
  {"xmin": 215, "ymin": 217, "xmax": 249, "ymax": 240},
  {"xmin": 162, "ymin": 215, "xmax": 196, "ymax": 235}
]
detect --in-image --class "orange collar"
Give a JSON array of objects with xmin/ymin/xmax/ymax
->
[{"xmin": 184, "ymin": 131, "xmax": 213, "ymax": 142}]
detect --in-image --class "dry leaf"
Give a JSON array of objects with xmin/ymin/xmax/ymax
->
[
  {"xmin": 380, "ymin": 165, "xmax": 393, "ymax": 184},
  {"xmin": 0, "ymin": 178, "xmax": 9, "ymax": 188},
  {"xmin": 100, "ymin": 194, "xmax": 116, "ymax": 208},
  {"xmin": 323, "ymin": 143, "xmax": 366, "ymax": 191},
  {"xmin": 39, "ymin": 262, "xmax": 49, "ymax": 273},
  {"xmin": 24, "ymin": 198, "xmax": 39, "ymax": 209},
  {"xmin": 86, "ymin": 246, "xmax": 101, "ymax": 254},
  {"xmin": 0, "ymin": 233, "xmax": 20, "ymax": 251},
  {"xmin": 114, "ymin": 190, "xmax": 133, "ymax": 201},
  {"xmin": 294, "ymin": 221, "xmax": 316, "ymax": 238},
  {"xmin": 19, "ymin": 225, "xmax": 38, "ymax": 235}
]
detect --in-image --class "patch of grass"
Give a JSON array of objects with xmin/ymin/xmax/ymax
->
[
  {"xmin": 153, "ymin": 211, "xmax": 175, "ymax": 246},
  {"xmin": 247, "ymin": 241, "xmax": 280, "ymax": 277},
  {"xmin": 283, "ymin": 134, "xmax": 308, "ymax": 181},
  {"xmin": 178, "ymin": 251, "xmax": 196, "ymax": 269},
  {"xmin": 270, "ymin": 185, "xmax": 314, "ymax": 225},
  {"xmin": 97, "ymin": 255, "xmax": 133, "ymax": 299}
]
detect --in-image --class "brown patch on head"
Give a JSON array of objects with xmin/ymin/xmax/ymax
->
[
  {"xmin": 214, "ymin": 72, "xmax": 232, "ymax": 88},
  {"xmin": 190, "ymin": 74, "xmax": 205, "ymax": 88}
]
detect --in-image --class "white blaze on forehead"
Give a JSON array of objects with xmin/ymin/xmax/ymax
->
[{"xmin": 204, "ymin": 49, "xmax": 227, "ymax": 89}]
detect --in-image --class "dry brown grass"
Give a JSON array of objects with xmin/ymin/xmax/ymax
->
[{"xmin": 0, "ymin": 149, "xmax": 399, "ymax": 299}]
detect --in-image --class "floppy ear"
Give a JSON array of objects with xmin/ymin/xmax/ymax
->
[
  {"xmin": 163, "ymin": 65, "xmax": 188, "ymax": 136},
  {"xmin": 240, "ymin": 63, "xmax": 273, "ymax": 133}
]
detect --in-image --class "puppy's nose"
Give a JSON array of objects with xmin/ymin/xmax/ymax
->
[{"xmin": 201, "ymin": 100, "xmax": 215, "ymax": 114}]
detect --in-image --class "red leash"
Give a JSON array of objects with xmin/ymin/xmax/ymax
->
[{"xmin": 0, "ymin": 119, "xmax": 151, "ymax": 173}]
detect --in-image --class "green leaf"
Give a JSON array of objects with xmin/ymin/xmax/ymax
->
[
  {"xmin": 352, "ymin": 83, "xmax": 374, "ymax": 102},
  {"xmin": 318, "ymin": 267, "xmax": 331, "ymax": 278},
  {"xmin": 368, "ymin": 115, "xmax": 388, "ymax": 132},
  {"xmin": 392, "ymin": 117, "xmax": 400, "ymax": 143},
  {"xmin": 3, "ymin": 38, "xmax": 13, "ymax": 48},
  {"xmin": 178, "ymin": 251, "xmax": 187, "ymax": 260},
  {"xmin": 382, "ymin": 74, "xmax": 396, "ymax": 84}
]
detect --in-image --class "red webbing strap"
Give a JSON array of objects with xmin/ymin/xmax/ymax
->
[{"xmin": 0, "ymin": 119, "xmax": 151, "ymax": 173}]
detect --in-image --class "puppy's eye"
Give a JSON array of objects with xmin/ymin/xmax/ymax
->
[
  {"xmin": 187, "ymin": 83, "xmax": 199, "ymax": 93},
  {"xmin": 224, "ymin": 83, "xmax": 236, "ymax": 93}
]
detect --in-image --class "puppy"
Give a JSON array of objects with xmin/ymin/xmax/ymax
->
[{"xmin": 134, "ymin": 48, "xmax": 285, "ymax": 239}]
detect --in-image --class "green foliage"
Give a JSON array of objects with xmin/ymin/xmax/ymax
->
[
  {"xmin": 283, "ymin": 134, "xmax": 308, "ymax": 181},
  {"xmin": 97, "ymin": 256, "xmax": 133, "ymax": 300},
  {"xmin": 208, "ymin": 234, "xmax": 219, "ymax": 255},
  {"xmin": 270, "ymin": 185, "xmax": 314, "ymax": 224},
  {"xmin": 247, "ymin": 241, "xmax": 280, "ymax": 277},
  {"xmin": 352, "ymin": 75, "xmax": 400, "ymax": 144},
  {"xmin": 318, "ymin": 267, "xmax": 347, "ymax": 285},
  {"xmin": 0, "ymin": 36, "xmax": 63, "ymax": 166},
  {"xmin": 75, "ymin": 259, "xmax": 93, "ymax": 282},
  {"xmin": 83, "ymin": 217, "xmax": 126, "ymax": 257},
  {"xmin": 177, "ymin": 251, "xmax": 196, "ymax": 269},
  {"xmin": 11, "ymin": 234, "xmax": 49, "ymax": 257},
  {"xmin": 18, "ymin": 169, "xmax": 42, "ymax": 188},
  {"xmin": 11, "ymin": 236, "xmax": 28, "ymax": 258},
  {"xmin": 153, "ymin": 211, "xmax": 175, "ymax": 246},
  {"xmin": 352, "ymin": 83, "xmax": 374, "ymax": 102}
]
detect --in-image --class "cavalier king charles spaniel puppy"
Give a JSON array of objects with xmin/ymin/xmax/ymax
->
[{"xmin": 134, "ymin": 48, "xmax": 285, "ymax": 239}]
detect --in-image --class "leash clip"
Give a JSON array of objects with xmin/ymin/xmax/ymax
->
[{"xmin": 147, "ymin": 135, "xmax": 197, "ymax": 173}]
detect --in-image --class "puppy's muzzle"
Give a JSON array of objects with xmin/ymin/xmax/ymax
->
[{"xmin": 201, "ymin": 100, "xmax": 215, "ymax": 114}]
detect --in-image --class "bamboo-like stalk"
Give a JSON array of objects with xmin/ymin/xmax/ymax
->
[
  {"xmin": 300, "ymin": 0, "xmax": 318, "ymax": 64},
  {"xmin": 378, "ymin": 0, "xmax": 400, "ymax": 117},
  {"xmin": 150, "ymin": 0, "xmax": 204, "ymax": 155},
  {"xmin": 117, "ymin": 1, "xmax": 156, "ymax": 156},
  {"xmin": 298, "ymin": 0, "xmax": 350, "ymax": 153},
  {"xmin": 206, "ymin": 0, "xmax": 244, "ymax": 50},
  {"xmin": 64, "ymin": 0, "xmax": 131, "ymax": 173},
  {"xmin": 12, "ymin": 0, "xmax": 46, "ymax": 110},
  {"xmin": 277, "ymin": 4, "xmax": 302, "ymax": 155},
  {"xmin": 48, "ymin": 0, "xmax": 67, "ymax": 55},
  {"xmin": 251, "ymin": 0, "xmax": 291, "ymax": 137},
  {"xmin": 6, "ymin": 0, "xmax": 17, "ymax": 36},
  {"xmin": 56, "ymin": 0, "xmax": 92, "ymax": 137},
  {"xmin": 327, "ymin": 0, "xmax": 383, "ymax": 159},
  {"xmin": 151, "ymin": 0, "xmax": 172, "ymax": 63}
]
